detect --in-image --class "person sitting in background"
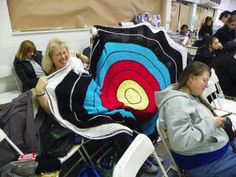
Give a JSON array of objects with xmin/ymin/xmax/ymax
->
[
  {"xmin": 213, "ymin": 11, "xmax": 231, "ymax": 34},
  {"xmin": 211, "ymin": 40, "xmax": 236, "ymax": 99},
  {"xmin": 14, "ymin": 40, "xmax": 45, "ymax": 92},
  {"xmin": 194, "ymin": 36, "xmax": 222, "ymax": 66},
  {"xmin": 198, "ymin": 16, "xmax": 213, "ymax": 39},
  {"xmin": 178, "ymin": 24, "xmax": 191, "ymax": 46},
  {"xmin": 192, "ymin": 33, "xmax": 210, "ymax": 48},
  {"xmin": 35, "ymin": 38, "xmax": 158, "ymax": 174},
  {"xmin": 214, "ymin": 15, "xmax": 236, "ymax": 46},
  {"xmin": 179, "ymin": 24, "xmax": 189, "ymax": 36},
  {"xmin": 155, "ymin": 61, "xmax": 236, "ymax": 177}
]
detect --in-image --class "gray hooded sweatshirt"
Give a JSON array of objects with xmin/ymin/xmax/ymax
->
[{"xmin": 155, "ymin": 84, "xmax": 228, "ymax": 156}]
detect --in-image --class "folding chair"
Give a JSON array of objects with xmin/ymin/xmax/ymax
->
[
  {"xmin": 156, "ymin": 121, "xmax": 183, "ymax": 177},
  {"xmin": 58, "ymin": 137, "xmax": 96, "ymax": 177},
  {"xmin": 112, "ymin": 133, "xmax": 168, "ymax": 177},
  {"xmin": 58, "ymin": 137, "xmax": 94, "ymax": 166},
  {"xmin": 0, "ymin": 128, "xmax": 24, "ymax": 156},
  {"xmin": 0, "ymin": 65, "xmax": 22, "ymax": 108},
  {"xmin": 203, "ymin": 68, "xmax": 236, "ymax": 114}
]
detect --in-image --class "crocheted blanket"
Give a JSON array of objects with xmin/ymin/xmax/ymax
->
[
  {"xmin": 89, "ymin": 23, "xmax": 187, "ymax": 135},
  {"xmin": 45, "ymin": 58, "xmax": 133, "ymax": 140}
]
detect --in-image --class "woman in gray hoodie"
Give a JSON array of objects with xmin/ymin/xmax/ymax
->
[{"xmin": 155, "ymin": 62, "xmax": 236, "ymax": 177}]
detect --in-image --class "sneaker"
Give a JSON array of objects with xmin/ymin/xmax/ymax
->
[
  {"xmin": 141, "ymin": 159, "xmax": 158, "ymax": 174},
  {"xmin": 148, "ymin": 154, "xmax": 164, "ymax": 166}
]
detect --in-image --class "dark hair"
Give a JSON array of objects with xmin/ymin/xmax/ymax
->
[
  {"xmin": 205, "ymin": 35, "xmax": 218, "ymax": 47},
  {"xmin": 223, "ymin": 40, "xmax": 236, "ymax": 55},
  {"xmin": 180, "ymin": 24, "xmax": 188, "ymax": 31},
  {"xmin": 177, "ymin": 62, "xmax": 211, "ymax": 89},
  {"xmin": 219, "ymin": 11, "xmax": 231, "ymax": 20},
  {"xmin": 232, "ymin": 10, "xmax": 236, "ymax": 16},
  {"xmin": 204, "ymin": 16, "xmax": 213, "ymax": 25}
]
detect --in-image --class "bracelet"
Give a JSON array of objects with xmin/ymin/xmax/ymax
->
[{"xmin": 36, "ymin": 92, "xmax": 45, "ymax": 97}]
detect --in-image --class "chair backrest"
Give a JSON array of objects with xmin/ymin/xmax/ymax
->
[
  {"xmin": 202, "ymin": 68, "xmax": 224, "ymax": 109},
  {"xmin": 156, "ymin": 121, "xmax": 182, "ymax": 177},
  {"xmin": 210, "ymin": 68, "xmax": 225, "ymax": 99},
  {"xmin": 113, "ymin": 133, "xmax": 168, "ymax": 177},
  {"xmin": 202, "ymin": 68, "xmax": 236, "ymax": 114},
  {"xmin": 0, "ymin": 65, "xmax": 22, "ymax": 107}
]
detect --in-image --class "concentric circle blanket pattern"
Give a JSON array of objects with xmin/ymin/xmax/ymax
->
[{"xmin": 90, "ymin": 23, "xmax": 187, "ymax": 135}]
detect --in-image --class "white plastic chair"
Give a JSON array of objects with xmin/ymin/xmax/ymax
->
[
  {"xmin": 112, "ymin": 133, "xmax": 168, "ymax": 177},
  {"xmin": 203, "ymin": 68, "xmax": 236, "ymax": 114},
  {"xmin": 0, "ymin": 65, "xmax": 22, "ymax": 107},
  {"xmin": 157, "ymin": 121, "xmax": 182, "ymax": 177},
  {"xmin": 0, "ymin": 128, "xmax": 24, "ymax": 156}
]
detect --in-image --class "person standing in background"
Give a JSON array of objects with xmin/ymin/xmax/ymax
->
[
  {"xmin": 214, "ymin": 15, "xmax": 236, "ymax": 46},
  {"xmin": 213, "ymin": 11, "xmax": 231, "ymax": 34},
  {"xmin": 14, "ymin": 40, "xmax": 46, "ymax": 92}
]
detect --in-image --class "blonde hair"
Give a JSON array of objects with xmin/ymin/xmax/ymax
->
[
  {"xmin": 16, "ymin": 40, "xmax": 37, "ymax": 61},
  {"xmin": 42, "ymin": 38, "xmax": 70, "ymax": 74}
]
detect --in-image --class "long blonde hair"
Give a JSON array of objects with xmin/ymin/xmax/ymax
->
[
  {"xmin": 42, "ymin": 38, "xmax": 70, "ymax": 74},
  {"xmin": 16, "ymin": 40, "xmax": 37, "ymax": 61}
]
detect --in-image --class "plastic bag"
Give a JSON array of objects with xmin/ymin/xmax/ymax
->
[
  {"xmin": 0, "ymin": 160, "xmax": 38, "ymax": 177},
  {"xmin": 77, "ymin": 165, "xmax": 101, "ymax": 177}
]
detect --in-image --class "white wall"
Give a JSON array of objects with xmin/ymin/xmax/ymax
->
[
  {"xmin": 218, "ymin": 0, "xmax": 236, "ymax": 11},
  {"xmin": 0, "ymin": 0, "xmax": 91, "ymax": 67}
]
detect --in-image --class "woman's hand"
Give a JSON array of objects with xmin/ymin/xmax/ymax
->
[
  {"xmin": 35, "ymin": 76, "xmax": 48, "ymax": 94},
  {"xmin": 217, "ymin": 42, "xmax": 223, "ymax": 50},
  {"xmin": 213, "ymin": 116, "xmax": 227, "ymax": 128},
  {"xmin": 35, "ymin": 76, "xmax": 51, "ymax": 114}
]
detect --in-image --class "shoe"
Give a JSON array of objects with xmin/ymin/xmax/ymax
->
[
  {"xmin": 148, "ymin": 154, "xmax": 164, "ymax": 166},
  {"xmin": 141, "ymin": 159, "xmax": 158, "ymax": 174}
]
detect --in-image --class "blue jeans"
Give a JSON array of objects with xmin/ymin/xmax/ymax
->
[{"xmin": 186, "ymin": 142, "xmax": 236, "ymax": 177}]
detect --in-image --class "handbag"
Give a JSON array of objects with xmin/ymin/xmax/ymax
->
[
  {"xmin": 223, "ymin": 117, "xmax": 236, "ymax": 153},
  {"xmin": 223, "ymin": 117, "xmax": 235, "ymax": 142}
]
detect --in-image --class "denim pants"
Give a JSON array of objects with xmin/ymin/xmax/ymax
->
[{"xmin": 186, "ymin": 142, "xmax": 236, "ymax": 177}]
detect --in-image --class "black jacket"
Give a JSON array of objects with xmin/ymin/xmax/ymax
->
[
  {"xmin": 198, "ymin": 25, "xmax": 213, "ymax": 39},
  {"xmin": 194, "ymin": 46, "xmax": 218, "ymax": 66},
  {"xmin": 211, "ymin": 54, "xmax": 236, "ymax": 97},
  {"xmin": 214, "ymin": 25, "xmax": 236, "ymax": 46},
  {"xmin": 14, "ymin": 51, "xmax": 43, "ymax": 92},
  {"xmin": 0, "ymin": 91, "xmax": 45, "ymax": 155}
]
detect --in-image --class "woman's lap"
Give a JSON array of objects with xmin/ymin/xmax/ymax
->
[{"xmin": 187, "ymin": 144, "xmax": 236, "ymax": 177}]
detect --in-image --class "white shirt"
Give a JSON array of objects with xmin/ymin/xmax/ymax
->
[{"xmin": 213, "ymin": 19, "xmax": 224, "ymax": 34}]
